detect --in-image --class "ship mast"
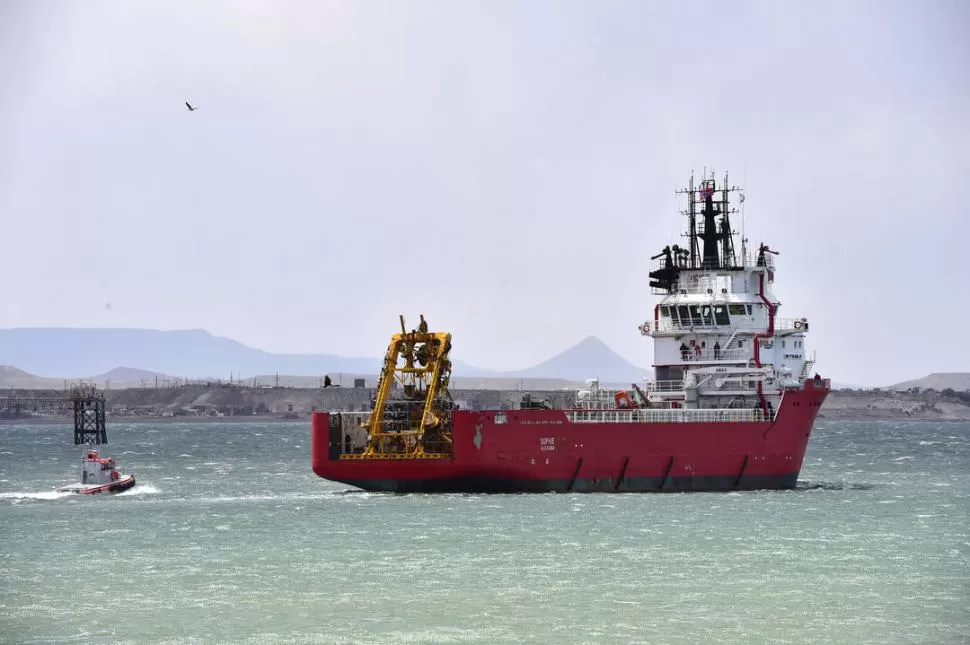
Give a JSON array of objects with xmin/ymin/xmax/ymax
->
[
  {"xmin": 676, "ymin": 172, "xmax": 701, "ymax": 269},
  {"xmin": 670, "ymin": 170, "xmax": 743, "ymax": 275},
  {"xmin": 718, "ymin": 171, "xmax": 738, "ymax": 268}
]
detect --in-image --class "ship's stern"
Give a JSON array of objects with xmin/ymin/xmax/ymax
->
[{"xmin": 311, "ymin": 411, "xmax": 357, "ymax": 481}]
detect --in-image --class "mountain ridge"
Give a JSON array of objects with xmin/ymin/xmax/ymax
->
[
  {"xmin": 888, "ymin": 372, "xmax": 970, "ymax": 392},
  {"xmin": 0, "ymin": 327, "xmax": 650, "ymax": 384}
]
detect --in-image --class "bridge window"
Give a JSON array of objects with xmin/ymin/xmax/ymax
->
[
  {"xmin": 713, "ymin": 305, "xmax": 729, "ymax": 325},
  {"xmin": 700, "ymin": 306, "xmax": 714, "ymax": 326},
  {"xmin": 664, "ymin": 307, "xmax": 679, "ymax": 325},
  {"xmin": 728, "ymin": 304, "xmax": 747, "ymax": 316},
  {"xmin": 689, "ymin": 305, "xmax": 702, "ymax": 325},
  {"xmin": 677, "ymin": 305, "xmax": 690, "ymax": 326}
]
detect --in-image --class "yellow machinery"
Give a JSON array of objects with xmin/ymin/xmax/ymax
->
[{"xmin": 341, "ymin": 314, "xmax": 455, "ymax": 460}]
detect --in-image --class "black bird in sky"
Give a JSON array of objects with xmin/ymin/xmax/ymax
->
[{"xmin": 185, "ymin": 101, "xmax": 197, "ymax": 111}]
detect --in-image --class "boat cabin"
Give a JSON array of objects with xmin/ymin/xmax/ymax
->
[{"xmin": 81, "ymin": 450, "xmax": 121, "ymax": 485}]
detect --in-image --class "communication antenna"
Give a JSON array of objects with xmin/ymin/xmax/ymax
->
[{"xmin": 741, "ymin": 162, "xmax": 747, "ymax": 263}]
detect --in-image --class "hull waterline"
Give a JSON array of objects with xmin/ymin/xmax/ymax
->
[{"xmin": 57, "ymin": 475, "xmax": 136, "ymax": 495}]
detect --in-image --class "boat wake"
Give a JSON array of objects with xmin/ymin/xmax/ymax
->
[
  {"xmin": 203, "ymin": 489, "xmax": 367, "ymax": 504},
  {"xmin": 0, "ymin": 490, "xmax": 73, "ymax": 501},
  {"xmin": 796, "ymin": 481, "xmax": 874, "ymax": 492},
  {"xmin": 117, "ymin": 484, "xmax": 160, "ymax": 496}
]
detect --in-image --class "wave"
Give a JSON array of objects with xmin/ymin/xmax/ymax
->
[
  {"xmin": 117, "ymin": 483, "xmax": 161, "ymax": 496},
  {"xmin": 796, "ymin": 481, "xmax": 874, "ymax": 491},
  {"xmin": 201, "ymin": 489, "xmax": 366, "ymax": 503},
  {"xmin": 0, "ymin": 483, "xmax": 161, "ymax": 500},
  {"xmin": 0, "ymin": 490, "xmax": 73, "ymax": 501}
]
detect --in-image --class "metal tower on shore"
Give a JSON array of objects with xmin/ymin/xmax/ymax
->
[
  {"xmin": 70, "ymin": 385, "xmax": 107, "ymax": 445},
  {"xmin": 0, "ymin": 384, "xmax": 108, "ymax": 444}
]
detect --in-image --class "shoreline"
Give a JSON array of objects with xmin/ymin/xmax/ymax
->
[
  {"xmin": 4, "ymin": 387, "xmax": 970, "ymax": 424},
  {"xmin": 3, "ymin": 413, "xmax": 969, "ymax": 426},
  {"xmin": 0, "ymin": 415, "xmax": 300, "ymax": 426}
]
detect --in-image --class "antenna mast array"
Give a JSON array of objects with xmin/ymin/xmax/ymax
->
[{"xmin": 673, "ymin": 169, "xmax": 744, "ymax": 271}]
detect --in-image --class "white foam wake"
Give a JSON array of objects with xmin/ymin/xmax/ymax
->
[
  {"xmin": 0, "ymin": 490, "xmax": 72, "ymax": 501},
  {"xmin": 117, "ymin": 483, "xmax": 161, "ymax": 496}
]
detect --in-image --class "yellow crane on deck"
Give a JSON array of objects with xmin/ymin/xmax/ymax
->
[{"xmin": 347, "ymin": 314, "xmax": 455, "ymax": 460}]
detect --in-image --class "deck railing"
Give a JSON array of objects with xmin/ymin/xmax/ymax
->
[
  {"xmin": 649, "ymin": 251, "xmax": 776, "ymax": 279},
  {"xmin": 672, "ymin": 347, "xmax": 754, "ymax": 363},
  {"xmin": 643, "ymin": 379, "xmax": 685, "ymax": 393},
  {"xmin": 565, "ymin": 408, "xmax": 765, "ymax": 424},
  {"xmin": 645, "ymin": 317, "xmax": 807, "ymax": 335}
]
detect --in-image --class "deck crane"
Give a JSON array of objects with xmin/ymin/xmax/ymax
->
[{"xmin": 355, "ymin": 315, "xmax": 456, "ymax": 459}]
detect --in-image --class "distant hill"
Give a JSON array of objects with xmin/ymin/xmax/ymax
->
[
  {"xmin": 93, "ymin": 367, "xmax": 174, "ymax": 384},
  {"xmin": 0, "ymin": 365, "xmax": 176, "ymax": 390},
  {"xmin": 504, "ymin": 336, "xmax": 649, "ymax": 383},
  {"xmin": 889, "ymin": 373, "xmax": 970, "ymax": 392},
  {"xmin": 0, "ymin": 328, "xmax": 400, "ymax": 381},
  {"xmin": 0, "ymin": 327, "xmax": 651, "ymax": 385},
  {"xmin": 0, "ymin": 365, "xmax": 62, "ymax": 389}
]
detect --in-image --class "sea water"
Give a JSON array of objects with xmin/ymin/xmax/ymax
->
[{"xmin": 0, "ymin": 420, "xmax": 967, "ymax": 645}]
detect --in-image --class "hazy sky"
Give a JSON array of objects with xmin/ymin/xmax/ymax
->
[{"xmin": 2, "ymin": 0, "xmax": 967, "ymax": 386}]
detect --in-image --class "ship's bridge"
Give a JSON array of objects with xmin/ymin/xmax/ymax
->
[
  {"xmin": 649, "ymin": 251, "xmax": 776, "ymax": 296},
  {"xmin": 645, "ymin": 306, "xmax": 807, "ymax": 336}
]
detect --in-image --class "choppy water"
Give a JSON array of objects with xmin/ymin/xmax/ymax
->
[{"xmin": 0, "ymin": 420, "xmax": 967, "ymax": 645}]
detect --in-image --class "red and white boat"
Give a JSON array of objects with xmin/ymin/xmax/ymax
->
[
  {"xmin": 56, "ymin": 449, "xmax": 136, "ymax": 495},
  {"xmin": 311, "ymin": 170, "xmax": 831, "ymax": 493}
]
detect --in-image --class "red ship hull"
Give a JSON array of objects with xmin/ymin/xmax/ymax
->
[{"xmin": 311, "ymin": 379, "xmax": 829, "ymax": 493}]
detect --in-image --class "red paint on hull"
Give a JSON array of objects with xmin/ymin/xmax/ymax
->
[
  {"xmin": 60, "ymin": 476, "xmax": 137, "ymax": 495},
  {"xmin": 311, "ymin": 380, "xmax": 829, "ymax": 493}
]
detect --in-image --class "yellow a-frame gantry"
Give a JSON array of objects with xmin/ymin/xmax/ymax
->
[{"xmin": 343, "ymin": 314, "xmax": 454, "ymax": 460}]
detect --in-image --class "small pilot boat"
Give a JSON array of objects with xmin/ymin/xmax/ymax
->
[{"xmin": 56, "ymin": 449, "xmax": 136, "ymax": 495}]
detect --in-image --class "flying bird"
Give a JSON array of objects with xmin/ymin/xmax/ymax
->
[{"xmin": 185, "ymin": 101, "xmax": 197, "ymax": 111}]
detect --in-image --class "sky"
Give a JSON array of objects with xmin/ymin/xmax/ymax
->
[{"xmin": 1, "ymin": 0, "xmax": 967, "ymax": 387}]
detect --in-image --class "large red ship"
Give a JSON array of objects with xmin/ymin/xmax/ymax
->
[{"xmin": 311, "ymin": 171, "xmax": 830, "ymax": 493}]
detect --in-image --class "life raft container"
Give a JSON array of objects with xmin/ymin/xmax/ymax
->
[{"xmin": 614, "ymin": 391, "xmax": 634, "ymax": 409}]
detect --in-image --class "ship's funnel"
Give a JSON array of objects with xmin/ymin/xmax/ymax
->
[{"xmin": 700, "ymin": 194, "xmax": 720, "ymax": 269}]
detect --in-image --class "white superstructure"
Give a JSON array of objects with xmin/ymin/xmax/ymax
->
[{"xmin": 637, "ymin": 171, "xmax": 816, "ymax": 416}]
